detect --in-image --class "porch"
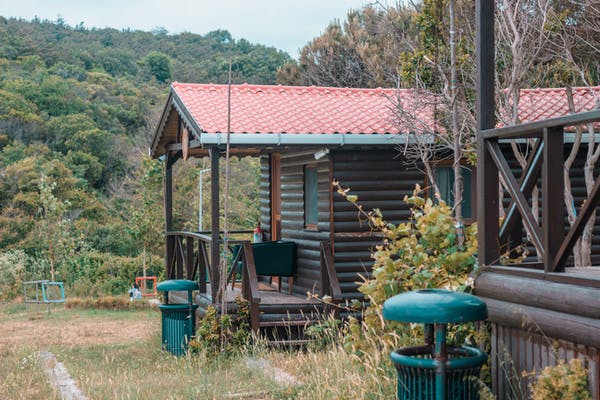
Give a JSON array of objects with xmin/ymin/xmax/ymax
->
[
  {"xmin": 163, "ymin": 230, "xmax": 341, "ymax": 333},
  {"xmin": 474, "ymin": 107, "xmax": 600, "ymax": 398}
]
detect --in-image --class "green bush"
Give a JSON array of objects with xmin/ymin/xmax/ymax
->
[
  {"xmin": 0, "ymin": 250, "xmax": 28, "ymax": 300},
  {"xmin": 335, "ymin": 183, "xmax": 479, "ymax": 354},
  {"xmin": 59, "ymin": 251, "xmax": 164, "ymax": 297},
  {"xmin": 190, "ymin": 297, "xmax": 251, "ymax": 355}
]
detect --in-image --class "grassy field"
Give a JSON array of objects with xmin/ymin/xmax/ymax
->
[{"xmin": 0, "ymin": 302, "xmax": 396, "ymax": 399}]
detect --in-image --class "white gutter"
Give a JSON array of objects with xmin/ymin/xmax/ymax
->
[{"xmin": 196, "ymin": 132, "xmax": 431, "ymax": 146}]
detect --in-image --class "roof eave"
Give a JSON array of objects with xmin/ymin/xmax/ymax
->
[
  {"xmin": 149, "ymin": 87, "xmax": 205, "ymax": 159},
  {"xmin": 195, "ymin": 132, "xmax": 422, "ymax": 146}
]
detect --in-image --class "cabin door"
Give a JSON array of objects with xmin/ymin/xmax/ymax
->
[{"xmin": 270, "ymin": 153, "xmax": 282, "ymax": 240}]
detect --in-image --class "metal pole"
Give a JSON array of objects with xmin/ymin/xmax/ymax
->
[
  {"xmin": 434, "ymin": 324, "xmax": 448, "ymax": 400},
  {"xmin": 198, "ymin": 168, "xmax": 210, "ymax": 232}
]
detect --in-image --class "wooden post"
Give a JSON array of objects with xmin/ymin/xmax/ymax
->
[
  {"xmin": 209, "ymin": 147, "xmax": 220, "ymax": 300},
  {"xmin": 476, "ymin": 0, "xmax": 499, "ymax": 266},
  {"xmin": 186, "ymin": 236, "xmax": 194, "ymax": 280},
  {"xmin": 543, "ymin": 127, "xmax": 564, "ymax": 272},
  {"xmin": 164, "ymin": 152, "xmax": 174, "ymax": 275}
]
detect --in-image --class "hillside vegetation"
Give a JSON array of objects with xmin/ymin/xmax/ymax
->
[{"xmin": 0, "ymin": 17, "xmax": 290, "ymax": 298}]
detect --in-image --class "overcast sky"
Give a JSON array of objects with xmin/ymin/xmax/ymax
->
[{"xmin": 0, "ymin": 0, "xmax": 382, "ymax": 57}]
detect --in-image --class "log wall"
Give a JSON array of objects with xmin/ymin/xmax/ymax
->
[
  {"xmin": 331, "ymin": 149, "xmax": 424, "ymax": 300},
  {"xmin": 259, "ymin": 150, "xmax": 330, "ymax": 296},
  {"xmin": 475, "ymin": 268, "xmax": 600, "ymax": 399}
]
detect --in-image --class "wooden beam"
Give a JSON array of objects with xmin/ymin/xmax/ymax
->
[
  {"xmin": 476, "ymin": 0, "xmax": 498, "ymax": 266},
  {"xmin": 481, "ymin": 296, "xmax": 600, "ymax": 349},
  {"xmin": 186, "ymin": 236, "xmax": 194, "ymax": 279},
  {"xmin": 499, "ymin": 140, "xmax": 543, "ymax": 243},
  {"xmin": 209, "ymin": 147, "xmax": 220, "ymax": 300},
  {"xmin": 165, "ymin": 150, "xmax": 182, "ymax": 169},
  {"xmin": 487, "ymin": 141, "xmax": 544, "ymax": 258},
  {"xmin": 542, "ymin": 128, "xmax": 564, "ymax": 272},
  {"xmin": 164, "ymin": 154, "xmax": 174, "ymax": 271},
  {"xmin": 481, "ymin": 110, "xmax": 600, "ymax": 140},
  {"xmin": 553, "ymin": 173, "xmax": 600, "ymax": 271}
]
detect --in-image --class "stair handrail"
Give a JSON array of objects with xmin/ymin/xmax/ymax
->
[
  {"xmin": 238, "ymin": 240, "xmax": 261, "ymax": 331},
  {"xmin": 320, "ymin": 240, "xmax": 342, "ymax": 302}
]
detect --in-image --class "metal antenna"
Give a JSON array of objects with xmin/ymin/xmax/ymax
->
[{"xmin": 220, "ymin": 55, "xmax": 233, "ymax": 320}]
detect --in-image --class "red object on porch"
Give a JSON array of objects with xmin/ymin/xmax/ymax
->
[{"xmin": 135, "ymin": 276, "xmax": 158, "ymax": 297}]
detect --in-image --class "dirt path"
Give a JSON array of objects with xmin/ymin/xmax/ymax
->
[{"xmin": 39, "ymin": 351, "xmax": 89, "ymax": 400}]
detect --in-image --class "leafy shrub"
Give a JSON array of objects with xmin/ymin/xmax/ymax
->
[
  {"xmin": 335, "ymin": 183, "xmax": 478, "ymax": 354},
  {"xmin": 60, "ymin": 251, "xmax": 164, "ymax": 297},
  {"xmin": 529, "ymin": 358, "xmax": 591, "ymax": 400},
  {"xmin": 305, "ymin": 315, "xmax": 343, "ymax": 351},
  {"xmin": 0, "ymin": 250, "xmax": 28, "ymax": 300},
  {"xmin": 189, "ymin": 297, "xmax": 251, "ymax": 355}
]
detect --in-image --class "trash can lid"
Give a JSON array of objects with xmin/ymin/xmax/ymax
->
[
  {"xmin": 383, "ymin": 289, "xmax": 487, "ymax": 324},
  {"xmin": 157, "ymin": 279, "xmax": 199, "ymax": 292}
]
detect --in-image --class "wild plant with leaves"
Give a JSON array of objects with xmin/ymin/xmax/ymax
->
[
  {"xmin": 529, "ymin": 358, "xmax": 591, "ymax": 400},
  {"xmin": 335, "ymin": 182, "xmax": 478, "ymax": 354},
  {"xmin": 190, "ymin": 296, "xmax": 251, "ymax": 355}
]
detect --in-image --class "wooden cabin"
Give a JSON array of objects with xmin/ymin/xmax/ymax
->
[
  {"xmin": 474, "ymin": 2, "xmax": 600, "ymax": 398},
  {"xmin": 149, "ymin": 83, "xmax": 435, "ymax": 335},
  {"xmin": 150, "ymin": 73, "xmax": 600, "ymax": 389}
]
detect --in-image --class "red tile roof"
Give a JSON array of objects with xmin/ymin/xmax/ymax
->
[
  {"xmin": 509, "ymin": 86, "xmax": 600, "ymax": 124},
  {"xmin": 170, "ymin": 83, "xmax": 600, "ymax": 137},
  {"xmin": 171, "ymin": 82, "xmax": 435, "ymax": 135}
]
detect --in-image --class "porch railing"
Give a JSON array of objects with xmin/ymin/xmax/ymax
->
[
  {"xmin": 478, "ymin": 109, "xmax": 600, "ymax": 272},
  {"xmin": 165, "ymin": 231, "xmax": 261, "ymax": 330},
  {"xmin": 320, "ymin": 240, "xmax": 342, "ymax": 311},
  {"xmin": 165, "ymin": 230, "xmax": 252, "ymax": 293}
]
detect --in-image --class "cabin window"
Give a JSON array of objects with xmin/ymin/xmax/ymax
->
[
  {"xmin": 434, "ymin": 164, "xmax": 474, "ymax": 220},
  {"xmin": 304, "ymin": 165, "xmax": 319, "ymax": 229}
]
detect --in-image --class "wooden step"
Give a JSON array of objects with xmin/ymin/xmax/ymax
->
[
  {"xmin": 267, "ymin": 339, "xmax": 311, "ymax": 347},
  {"xmin": 259, "ymin": 320, "xmax": 314, "ymax": 328}
]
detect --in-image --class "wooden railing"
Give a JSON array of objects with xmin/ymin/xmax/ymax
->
[
  {"xmin": 165, "ymin": 230, "xmax": 252, "ymax": 296},
  {"xmin": 230, "ymin": 241, "xmax": 261, "ymax": 331},
  {"xmin": 165, "ymin": 231, "xmax": 213, "ymax": 294},
  {"xmin": 320, "ymin": 240, "xmax": 342, "ymax": 311},
  {"xmin": 478, "ymin": 110, "xmax": 600, "ymax": 272},
  {"xmin": 165, "ymin": 231, "xmax": 260, "ymax": 330}
]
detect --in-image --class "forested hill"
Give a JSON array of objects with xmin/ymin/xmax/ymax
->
[{"xmin": 0, "ymin": 17, "xmax": 290, "ymax": 298}]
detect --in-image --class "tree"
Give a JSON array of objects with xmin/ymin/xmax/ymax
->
[
  {"xmin": 142, "ymin": 51, "xmax": 172, "ymax": 83},
  {"xmin": 125, "ymin": 156, "xmax": 164, "ymax": 277}
]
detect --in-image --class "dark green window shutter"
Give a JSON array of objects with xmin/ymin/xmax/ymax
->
[
  {"xmin": 304, "ymin": 165, "xmax": 318, "ymax": 227},
  {"xmin": 434, "ymin": 165, "xmax": 472, "ymax": 219}
]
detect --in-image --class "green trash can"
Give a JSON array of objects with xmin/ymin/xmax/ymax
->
[
  {"xmin": 157, "ymin": 279, "xmax": 199, "ymax": 356},
  {"xmin": 383, "ymin": 289, "xmax": 488, "ymax": 400}
]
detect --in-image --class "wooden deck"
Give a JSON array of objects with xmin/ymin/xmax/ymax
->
[{"xmin": 194, "ymin": 282, "xmax": 328, "ymax": 335}]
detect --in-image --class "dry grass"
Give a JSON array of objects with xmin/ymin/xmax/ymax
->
[
  {"xmin": 0, "ymin": 346, "xmax": 60, "ymax": 400},
  {"xmin": 265, "ymin": 345, "xmax": 396, "ymax": 399},
  {"xmin": 0, "ymin": 303, "xmax": 157, "ymax": 348},
  {"xmin": 0, "ymin": 302, "xmax": 399, "ymax": 399},
  {"xmin": 65, "ymin": 295, "xmax": 157, "ymax": 311}
]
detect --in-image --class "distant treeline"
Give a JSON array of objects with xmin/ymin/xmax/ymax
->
[{"xmin": 0, "ymin": 16, "xmax": 284, "ymax": 299}]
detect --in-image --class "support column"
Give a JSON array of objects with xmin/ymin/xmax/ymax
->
[
  {"xmin": 543, "ymin": 127, "xmax": 564, "ymax": 272},
  {"xmin": 164, "ymin": 152, "xmax": 174, "ymax": 278},
  {"xmin": 209, "ymin": 147, "xmax": 220, "ymax": 299},
  {"xmin": 476, "ymin": 0, "xmax": 499, "ymax": 266}
]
